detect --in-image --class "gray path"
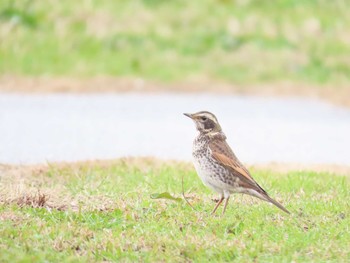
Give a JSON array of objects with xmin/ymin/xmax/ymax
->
[{"xmin": 1, "ymin": 93, "xmax": 349, "ymax": 165}]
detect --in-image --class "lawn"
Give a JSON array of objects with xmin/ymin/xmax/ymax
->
[
  {"xmin": 0, "ymin": 159, "xmax": 349, "ymax": 262},
  {"xmin": 1, "ymin": 0, "xmax": 350, "ymax": 87}
]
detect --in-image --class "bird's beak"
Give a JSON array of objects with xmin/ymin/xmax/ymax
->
[{"xmin": 183, "ymin": 113, "xmax": 193, "ymax": 119}]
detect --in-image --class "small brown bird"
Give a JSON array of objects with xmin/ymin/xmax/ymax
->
[{"xmin": 184, "ymin": 111, "xmax": 289, "ymax": 215}]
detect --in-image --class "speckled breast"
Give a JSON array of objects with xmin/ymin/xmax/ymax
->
[{"xmin": 192, "ymin": 135, "xmax": 230, "ymax": 193}]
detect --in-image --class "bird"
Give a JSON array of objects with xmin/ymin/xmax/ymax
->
[{"xmin": 184, "ymin": 111, "xmax": 290, "ymax": 215}]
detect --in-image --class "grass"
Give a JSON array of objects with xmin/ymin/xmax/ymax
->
[
  {"xmin": 0, "ymin": 159, "xmax": 349, "ymax": 262},
  {"xmin": 1, "ymin": 0, "xmax": 350, "ymax": 87}
]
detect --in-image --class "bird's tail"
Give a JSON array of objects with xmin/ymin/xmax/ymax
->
[
  {"xmin": 247, "ymin": 187, "xmax": 290, "ymax": 214},
  {"xmin": 264, "ymin": 195, "xmax": 290, "ymax": 214}
]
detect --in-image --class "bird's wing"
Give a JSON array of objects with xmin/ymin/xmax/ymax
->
[
  {"xmin": 209, "ymin": 139, "xmax": 266, "ymax": 194},
  {"xmin": 209, "ymin": 136, "xmax": 290, "ymax": 214}
]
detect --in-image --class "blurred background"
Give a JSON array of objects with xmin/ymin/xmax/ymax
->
[{"xmin": 1, "ymin": 0, "xmax": 350, "ymax": 165}]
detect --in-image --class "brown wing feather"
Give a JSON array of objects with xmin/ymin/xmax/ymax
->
[
  {"xmin": 209, "ymin": 138, "xmax": 267, "ymax": 195},
  {"xmin": 208, "ymin": 134, "xmax": 290, "ymax": 214}
]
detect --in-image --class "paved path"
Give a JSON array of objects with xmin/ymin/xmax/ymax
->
[{"xmin": 1, "ymin": 93, "xmax": 349, "ymax": 165}]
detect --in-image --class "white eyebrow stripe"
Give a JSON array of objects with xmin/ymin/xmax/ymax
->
[{"xmin": 202, "ymin": 114, "xmax": 217, "ymax": 122}]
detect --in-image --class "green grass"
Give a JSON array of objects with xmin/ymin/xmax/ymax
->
[
  {"xmin": 1, "ymin": 0, "xmax": 350, "ymax": 86},
  {"xmin": 0, "ymin": 159, "xmax": 349, "ymax": 262}
]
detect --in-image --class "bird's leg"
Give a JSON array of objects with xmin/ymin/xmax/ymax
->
[
  {"xmin": 211, "ymin": 196, "xmax": 224, "ymax": 215},
  {"xmin": 222, "ymin": 196, "xmax": 230, "ymax": 215}
]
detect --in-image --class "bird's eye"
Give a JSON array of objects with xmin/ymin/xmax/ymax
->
[{"xmin": 201, "ymin": 116, "xmax": 207, "ymax": 121}]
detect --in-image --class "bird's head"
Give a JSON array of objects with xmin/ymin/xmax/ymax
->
[{"xmin": 184, "ymin": 111, "xmax": 222, "ymax": 134}]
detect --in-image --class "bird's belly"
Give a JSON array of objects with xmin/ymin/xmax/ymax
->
[{"xmin": 192, "ymin": 155, "xmax": 229, "ymax": 194}]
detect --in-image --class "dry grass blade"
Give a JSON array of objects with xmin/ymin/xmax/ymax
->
[
  {"xmin": 16, "ymin": 190, "xmax": 49, "ymax": 208},
  {"xmin": 182, "ymin": 175, "xmax": 197, "ymax": 211}
]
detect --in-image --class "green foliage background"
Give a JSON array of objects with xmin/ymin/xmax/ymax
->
[{"xmin": 1, "ymin": 0, "xmax": 350, "ymax": 86}]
